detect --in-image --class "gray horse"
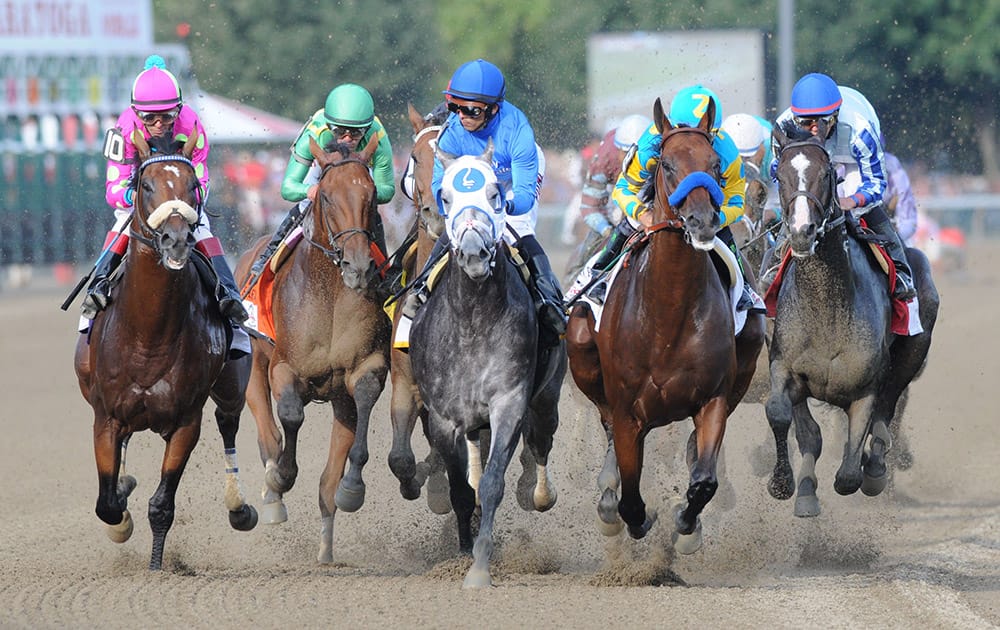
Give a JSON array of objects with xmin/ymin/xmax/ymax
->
[
  {"xmin": 766, "ymin": 124, "xmax": 939, "ymax": 517},
  {"xmin": 409, "ymin": 142, "xmax": 565, "ymax": 588}
]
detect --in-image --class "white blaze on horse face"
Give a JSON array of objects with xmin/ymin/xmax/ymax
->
[
  {"xmin": 163, "ymin": 164, "xmax": 182, "ymax": 189},
  {"xmin": 789, "ymin": 152, "xmax": 813, "ymax": 232}
]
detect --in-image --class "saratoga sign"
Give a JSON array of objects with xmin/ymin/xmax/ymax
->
[{"xmin": 0, "ymin": 0, "xmax": 151, "ymax": 51}]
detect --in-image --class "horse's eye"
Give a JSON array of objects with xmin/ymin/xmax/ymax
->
[{"xmin": 660, "ymin": 160, "xmax": 675, "ymax": 175}]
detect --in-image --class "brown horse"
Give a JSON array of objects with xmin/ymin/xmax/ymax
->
[
  {"xmin": 74, "ymin": 130, "xmax": 257, "ymax": 571},
  {"xmin": 566, "ymin": 97, "xmax": 766, "ymax": 553},
  {"xmin": 235, "ymin": 137, "xmax": 391, "ymax": 563},
  {"xmin": 385, "ymin": 103, "xmax": 451, "ymax": 512}
]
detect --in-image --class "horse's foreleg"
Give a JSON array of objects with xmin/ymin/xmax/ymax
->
[
  {"xmin": 595, "ymin": 419, "xmax": 622, "ymax": 536},
  {"xmin": 765, "ymin": 369, "xmax": 795, "ymax": 501},
  {"xmin": 791, "ymin": 402, "xmax": 822, "ymax": 517},
  {"xmin": 270, "ymin": 372, "xmax": 304, "ymax": 495},
  {"xmin": 337, "ymin": 367, "xmax": 387, "ymax": 513},
  {"xmin": 317, "ymin": 417, "xmax": 355, "ymax": 564},
  {"xmin": 673, "ymin": 401, "xmax": 726, "ymax": 554},
  {"xmin": 247, "ymin": 351, "xmax": 288, "ymax": 524},
  {"xmin": 835, "ymin": 396, "xmax": 876, "ymax": 496},
  {"xmin": 429, "ymin": 418, "xmax": 476, "ymax": 554},
  {"xmin": 612, "ymin": 417, "xmax": 655, "ymax": 540},
  {"xmin": 148, "ymin": 421, "xmax": 201, "ymax": 571},
  {"xmin": 465, "ymin": 416, "xmax": 521, "ymax": 589},
  {"xmin": 388, "ymin": 357, "xmax": 424, "ymax": 500},
  {"xmin": 94, "ymin": 419, "xmax": 134, "ymax": 542}
]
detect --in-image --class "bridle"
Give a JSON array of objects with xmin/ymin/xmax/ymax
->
[
  {"xmin": 129, "ymin": 154, "xmax": 205, "ymax": 253},
  {"xmin": 302, "ymin": 156, "xmax": 377, "ymax": 267},
  {"xmin": 649, "ymin": 126, "xmax": 723, "ymax": 238},
  {"xmin": 410, "ymin": 124, "xmax": 443, "ymax": 238},
  {"xmin": 778, "ymin": 140, "xmax": 845, "ymax": 241}
]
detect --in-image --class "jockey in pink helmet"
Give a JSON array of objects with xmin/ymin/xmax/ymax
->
[{"xmin": 82, "ymin": 55, "xmax": 250, "ymax": 357}]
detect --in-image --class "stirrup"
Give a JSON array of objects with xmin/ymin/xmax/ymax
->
[
  {"xmin": 893, "ymin": 276, "xmax": 916, "ymax": 301},
  {"xmin": 219, "ymin": 293, "xmax": 250, "ymax": 324},
  {"xmin": 401, "ymin": 286, "xmax": 427, "ymax": 319},
  {"xmin": 80, "ymin": 281, "xmax": 111, "ymax": 319}
]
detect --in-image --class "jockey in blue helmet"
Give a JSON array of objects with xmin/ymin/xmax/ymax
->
[
  {"xmin": 400, "ymin": 59, "xmax": 566, "ymax": 343},
  {"xmin": 772, "ymin": 72, "xmax": 915, "ymax": 300}
]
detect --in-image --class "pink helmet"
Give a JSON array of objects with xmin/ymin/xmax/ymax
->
[{"xmin": 131, "ymin": 56, "xmax": 182, "ymax": 112}]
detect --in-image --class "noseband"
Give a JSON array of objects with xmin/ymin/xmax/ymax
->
[
  {"xmin": 303, "ymin": 157, "xmax": 377, "ymax": 266},
  {"xmin": 779, "ymin": 140, "xmax": 845, "ymax": 240},
  {"xmin": 129, "ymin": 154, "xmax": 205, "ymax": 253}
]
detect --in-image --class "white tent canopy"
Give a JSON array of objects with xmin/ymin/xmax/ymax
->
[{"xmin": 190, "ymin": 91, "xmax": 302, "ymax": 145}]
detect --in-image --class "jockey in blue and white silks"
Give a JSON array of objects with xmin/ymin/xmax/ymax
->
[{"xmin": 770, "ymin": 73, "xmax": 914, "ymax": 300}]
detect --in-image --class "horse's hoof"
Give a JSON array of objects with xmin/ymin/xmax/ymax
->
[
  {"xmin": 627, "ymin": 509, "xmax": 658, "ymax": 540},
  {"xmin": 768, "ymin": 470, "xmax": 795, "ymax": 500},
  {"xmin": 229, "ymin": 504, "xmax": 259, "ymax": 531},
  {"xmin": 259, "ymin": 500, "xmax": 288, "ymax": 525},
  {"xmin": 793, "ymin": 494, "xmax": 820, "ymax": 517},
  {"xmin": 860, "ymin": 472, "xmax": 888, "ymax": 497},
  {"xmin": 672, "ymin": 519, "xmax": 703, "ymax": 555},
  {"xmin": 399, "ymin": 479, "xmax": 421, "ymax": 501},
  {"xmin": 595, "ymin": 512, "xmax": 624, "ymax": 537},
  {"xmin": 106, "ymin": 510, "xmax": 133, "ymax": 543},
  {"xmin": 334, "ymin": 481, "xmax": 365, "ymax": 513},
  {"xmin": 533, "ymin": 484, "xmax": 557, "ymax": 512},
  {"xmin": 462, "ymin": 566, "xmax": 493, "ymax": 589},
  {"xmin": 426, "ymin": 471, "xmax": 452, "ymax": 515}
]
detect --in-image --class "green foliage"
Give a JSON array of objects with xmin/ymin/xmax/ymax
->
[{"xmin": 153, "ymin": 0, "xmax": 997, "ymax": 174}]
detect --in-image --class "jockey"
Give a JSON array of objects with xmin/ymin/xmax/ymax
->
[
  {"xmin": 578, "ymin": 114, "xmax": 653, "ymax": 238},
  {"xmin": 83, "ymin": 55, "xmax": 249, "ymax": 332},
  {"xmin": 566, "ymin": 85, "xmax": 761, "ymax": 312},
  {"xmin": 772, "ymin": 72, "xmax": 916, "ymax": 300},
  {"xmin": 248, "ymin": 83, "xmax": 395, "ymax": 278},
  {"xmin": 721, "ymin": 112, "xmax": 780, "ymax": 226},
  {"xmin": 401, "ymin": 58, "xmax": 566, "ymax": 339}
]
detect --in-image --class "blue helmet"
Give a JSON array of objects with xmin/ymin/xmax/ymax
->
[
  {"xmin": 790, "ymin": 73, "xmax": 843, "ymax": 116},
  {"xmin": 443, "ymin": 59, "xmax": 506, "ymax": 104},
  {"xmin": 669, "ymin": 85, "xmax": 722, "ymax": 128}
]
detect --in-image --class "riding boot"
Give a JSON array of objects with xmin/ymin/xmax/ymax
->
[
  {"xmin": 401, "ymin": 233, "xmax": 450, "ymax": 319},
  {"xmin": 564, "ymin": 219, "xmax": 636, "ymax": 303},
  {"xmin": 80, "ymin": 252, "xmax": 124, "ymax": 320},
  {"xmin": 249, "ymin": 202, "xmax": 306, "ymax": 277},
  {"xmin": 517, "ymin": 235, "xmax": 567, "ymax": 338},
  {"xmin": 868, "ymin": 215, "xmax": 917, "ymax": 301},
  {"xmin": 211, "ymin": 255, "xmax": 250, "ymax": 324}
]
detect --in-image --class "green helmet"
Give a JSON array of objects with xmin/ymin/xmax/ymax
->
[{"xmin": 324, "ymin": 84, "xmax": 375, "ymax": 128}]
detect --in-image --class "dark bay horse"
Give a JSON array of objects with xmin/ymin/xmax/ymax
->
[
  {"xmin": 409, "ymin": 142, "xmax": 565, "ymax": 588},
  {"xmin": 765, "ymin": 123, "xmax": 938, "ymax": 516},
  {"xmin": 566, "ymin": 97, "xmax": 766, "ymax": 553},
  {"xmin": 235, "ymin": 137, "xmax": 391, "ymax": 563},
  {"xmin": 74, "ymin": 130, "xmax": 257, "ymax": 571},
  {"xmin": 386, "ymin": 103, "xmax": 450, "ymax": 513}
]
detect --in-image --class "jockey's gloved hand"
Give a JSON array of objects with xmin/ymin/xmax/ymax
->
[{"xmin": 584, "ymin": 213, "xmax": 613, "ymax": 237}]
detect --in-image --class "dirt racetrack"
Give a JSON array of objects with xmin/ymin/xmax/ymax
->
[{"xmin": 1, "ymin": 241, "xmax": 998, "ymax": 629}]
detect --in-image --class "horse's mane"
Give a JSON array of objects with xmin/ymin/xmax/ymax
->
[
  {"xmin": 778, "ymin": 118, "xmax": 815, "ymax": 143},
  {"xmin": 424, "ymin": 101, "xmax": 450, "ymax": 126},
  {"xmin": 139, "ymin": 134, "xmax": 185, "ymax": 162}
]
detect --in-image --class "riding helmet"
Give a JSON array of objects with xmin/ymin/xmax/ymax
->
[
  {"xmin": 669, "ymin": 85, "xmax": 723, "ymax": 129},
  {"xmin": 443, "ymin": 59, "xmax": 506, "ymax": 105},
  {"xmin": 324, "ymin": 84, "xmax": 375, "ymax": 128},
  {"xmin": 721, "ymin": 113, "xmax": 767, "ymax": 157},
  {"xmin": 790, "ymin": 73, "xmax": 843, "ymax": 116},
  {"xmin": 613, "ymin": 114, "xmax": 653, "ymax": 149},
  {"xmin": 131, "ymin": 55, "xmax": 182, "ymax": 112}
]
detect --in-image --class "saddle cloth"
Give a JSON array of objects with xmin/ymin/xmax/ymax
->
[
  {"xmin": 580, "ymin": 236, "xmax": 752, "ymax": 336},
  {"xmin": 763, "ymin": 242, "xmax": 923, "ymax": 336}
]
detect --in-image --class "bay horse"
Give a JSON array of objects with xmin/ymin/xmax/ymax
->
[
  {"xmin": 409, "ymin": 141, "xmax": 565, "ymax": 588},
  {"xmin": 235, "ymin": 137, "xmax": 391, "ymax": 563},
  {"xmin": 566, "ymin": 97, "xmax": 766, "ymax": 553},
  {"xmin": 74, "ymin": 130, "xmax": 257, "ymax": 571},
  {"xmin": 765, "ymin": 122, "xmax": 938, "ymax": 516},
  {"xmin": 386, "ymin": 103, "xmax": 450, "ymax": 513}
]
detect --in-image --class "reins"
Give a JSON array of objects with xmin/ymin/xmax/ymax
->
[{"xmin": 302, "ymin": 157, "xmax": 377, "ymax": 266}]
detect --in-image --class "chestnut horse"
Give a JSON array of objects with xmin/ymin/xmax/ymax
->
[
  {"xmin": 74, "ymin": 131, "xmax": 257, "ymax": 571},
  {"xmin": 235, "ymin": 137, "xmax": 391, "ymax": 563},
  {"xmin": 566, "ymin": 97, "xmax": 766, "ymax": 553},
  {"xmin": 386, "ymin": 103, "xmax": 451, "ymax": 513},
  {"xmin": 765, "ymin": 123, "xmax": 938, "ymax": 516}
]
